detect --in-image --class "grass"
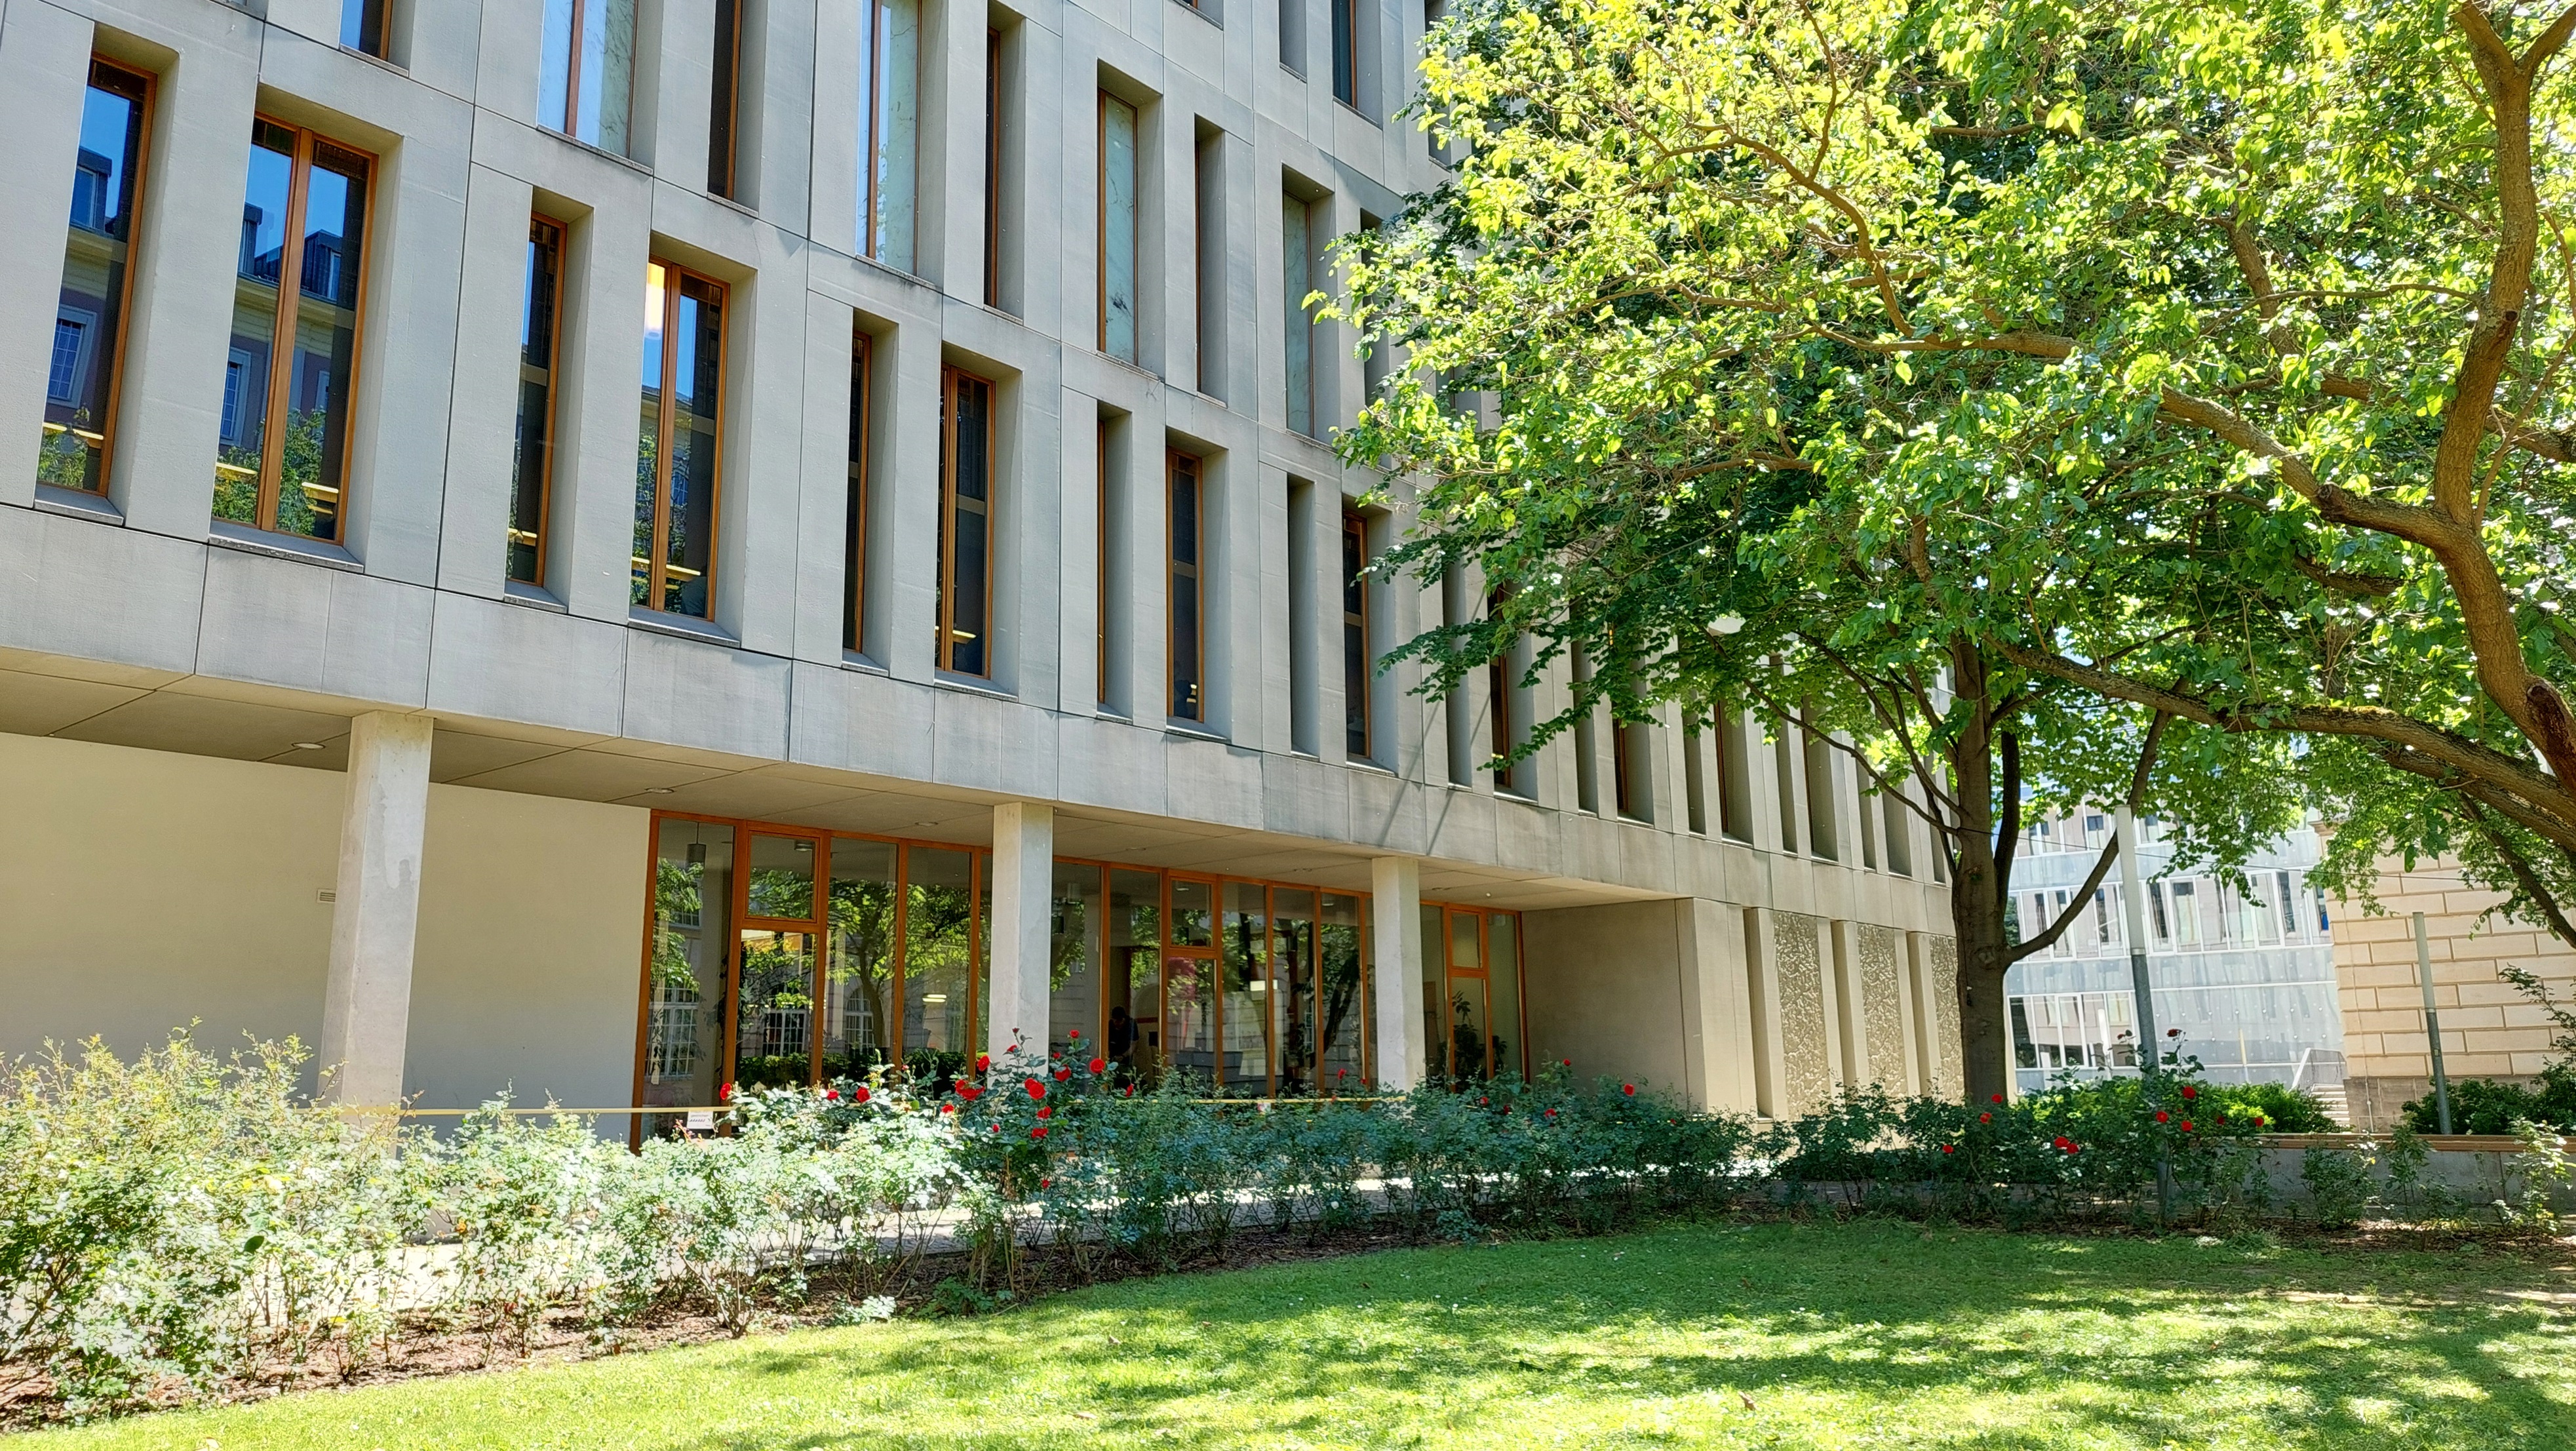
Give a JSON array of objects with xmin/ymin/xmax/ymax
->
[{"xmin": 24, "ymin": 1219, "xmax": 2576, "ymax": 1449}]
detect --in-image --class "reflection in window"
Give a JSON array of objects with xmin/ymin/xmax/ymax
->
[
  {"xmin": 936, "ymin": 368, "xmax": 995, "ymax": 674},
  {"xmin": 212, "ymin": 119, "xmax": 368, "ymax": 542},
  {"xmin": 1106, "ymin": 869, "xmax": 1163, "ymax": 1080},
  {"xmin": 41, "ymin": 60, "xmax": 147, "ymax": 493},
  {"xmin": 1272, "ymin": 889, "xmax": 1316, "ymax": 1095},
  {"xmin": 844, "ymin": 328, "xmax": 872, "ymax": 652},
  {"xmin": 507, "ymin": 216, "xmax": 565, "ymax": 586},
  {"xmin": 642, "ymin": 820, "xmax": 733, "ymax": 1138},
  {"xmin": 340, "ymin": 0, "xmax": 387, "ymax": 56},
  {"xmin": 1048, "ymin": 862, "xmax": 1103, "ymax": 1058},
  {"xmin": 858, "ymin": 0, "xmax": 920, "ymax": 268},
  {"xmin": 735, "ymin": 928, "xmax": 816, "ymax": 1090},
  {"xmin": 1318, "ymin": 892, "xmax": 1369, "ymax": 1088},
  {"xmin": 1342, "ymin": 513, "xmax": 1371, "ymax": 758},
  {"xmin": 1099, "ymin": 93, "xmax": 1137, "ymax": 361},
  {"xmin": 1167, "ymin": 450, "xmax": 1203, "ymax": 721},
  {"xmin": 1221, "ymin": 882, "xmax": 1270, "ymax": 1092},
  {"xmin": 539, "ymin": 0, "xmax": 638, "ymax": 154},
  {"xmin": 634, "ymin": 262, "xmax": 726, "ymax": 618},
  {"xmin": 826, "ymin": 838, "xmax": 898, "ymax": 1079},
  {"xmin": 901, "ymin": 846, "xmax": 979, "ymax": 1075}
]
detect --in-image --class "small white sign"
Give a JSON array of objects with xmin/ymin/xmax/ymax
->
[{"xmin": 686, "ymin": 1109, "xmax": 714, "ymax": 1132}]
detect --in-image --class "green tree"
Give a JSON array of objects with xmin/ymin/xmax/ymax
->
[{"xmin": 1335, "ymin": 0, "xmax": 2347, "ymax": 1100}]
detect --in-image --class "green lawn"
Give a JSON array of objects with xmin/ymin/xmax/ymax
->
[{"xmin": 25, "ymin": 1220, "xmax": 2576, "ymax": 1449}]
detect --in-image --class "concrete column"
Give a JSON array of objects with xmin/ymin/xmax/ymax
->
[
  {"xmin": 1742, "ymin": 905, "xmax": 1787, "ymax": 1119},
  {"xmin": 1371, "ymin": 855, "xmax": 1425, "ymax": 1089},
  {"xmin": 986, "ymin": 801, "xmax": 1055, "ymax": 1061},
  {"xmin": 319, "ymin": 712, "xmax": 435, "ymax": 1107},
  {"xmin": 1829, "ymin": 918, "xmax": 1867, "ymax": 1086},
  {"xmin": 1677, "ymin": 899, "xmax": 1757, "ymax": 1113},
  {"xmin": 1906, "ymin": 929, "xmax": 1951, "ymax": 1098}
]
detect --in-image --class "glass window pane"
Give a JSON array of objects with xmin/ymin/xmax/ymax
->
[
  {"xmin": 215, "ymin": 125, "xmax": 296, "ymax": 523},
  {"xmin": 1164, "ymin": 952, "xmax": 1214, "ymax": 1082},
  {"xmin": 1284, "ymin": 193, "xmax": 1312, "ymax": 435},
  {"xmin": 745, "ymin": 833, "xmax": 817, "ymax": 919},
  {"xmin": 868, "ymin": 0, "xmax": 920, "ymax": 269},
  {"xmin": 43, "ymin": 62, "xmax": 147, "ymax": 493},
  {"xmin": 1448, "ymin": 909, "xmax": 1479, "ymax": 970},
  {"xmin": 1169, "ymin": 877, "xmax": 1213, "ymax": 947},
  {"xmin": 1418, "ymin": 903, "xmax": 1442, "ymax": 1080},
  {"xmin": 507, "ymin": 218, "xmax": 561, "ymax": 584},
  {"xmin": 577, "ymin": 0, "xmax": 638, "ymax": 153},
  {"xmin": 643, "ymin": 819, "xmax": 733, "ymax": 1137},
  {"xmin": 1319, "ymin": 892, "xmax": 1367, "ymax": 1090},
  {"xmin": 282, "ymin": 146, "xmax": 368, "ymax": 543},
  {"xmin": 1222, "ymin": 882, "xmax": 1269, "ymax": 1092},
  {"xmin": 1048, "ymin": 862, "xmax": 1103, "ymax": 1058},
  {"xmin": 1487, "ymin": 915, "xmax": 1521, "ymax": 1081},
  {"xmin": 901, "ymin": 846, "xmax": 976, "ymax": 1074},
  {"xmin": 736, "ymin": 928, "xmax": 816, "ymax": 1090},
  {"xmin": 634, "ymin": 262, "xmax": 665, "ymax": 607},
  {"xmin": 539, "ymin": 0, "xmax": 576, "ymax": 131},
  {"xmin": 825, "ymin": 837, "xmax": 898, "ymax": 1080},
  {"xmin": 1272, "ymin": 889, "xmax": 1316, "ymax": 1095},
  {"xmin": 1107, "ymin": 868, "xmax": 1162, "ymax": 1081},
  {"xmin": 1446, "ymin": 972, "xmax": 1489, "ymax": 1081},
  {"xmin": 665, "ymin": 274, "xmax": 723, "ymax": 617},
  {"xmin": 1101, "ymin": 95, "xmax": 1137, "ymax": 361}
]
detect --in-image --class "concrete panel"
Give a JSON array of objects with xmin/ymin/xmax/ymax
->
[
  {"xmin": 619, "ymin": 627, "xmax": 790, "ymax": 760},
  {"xmin": 425, "ymin": 591, "xmax": 629, "ymax": 738},
  {"xmin": 787, "ymin": 660, "xmax": 937, "ymax": 782},
  {"xmin": 0, "ymin": 507, "xmax": 205, "ymax": 673},
  {"xmin": 1521, "ymin": 898, "xmax": 1690, "ymax": 1097},
  {"xmin": 196, "ymin": 547, "xmax": 435, "ymax": 707}
]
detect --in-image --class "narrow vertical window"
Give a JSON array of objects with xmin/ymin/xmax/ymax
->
[
  {"xmin": 843, "ymin": 328, "xmax": 872, "ymax": 653},
  {"xmin": 1167, "ymin": 450, "xmax": 1204, "ymax": 721},
  {"xmin": 1489, "ymin": 654, "xmax": 1514, "ymax": 791},
  {"xmin": 212, "ymin": 119, "xmax": 371, "ymax": 543},
  {"xmin": 506, "ymin": 215, "xmax": 566, "ymax": 586},
  {"xmin": 1097, "ymin": 418, "xmax": 1114, "ymax": 705},
  {"xmin": 708, "ymin": 0, "xmax": 743, "ymax": 198},
  {"xmin": 1330, "ymin": 0, "xmax": 1359, "ymax": 107},
  {"xmin": 1194, "ymin": 123, "xmax": 1225, "ymax": 398},
  {"xmin": 1341, "ymin": 513, "xmax": 1371, "ymax": 759},
  {"xmin": 1883, "ymin": 790, "xmax": 1913, "ymax": 875},
  {"xmin": 1572, "ymin": 649, "xmax": 1600, "ymax": 812},
  {"xmin": 539, "ymin": 0, "xmax": 638, "ymax": 154},
  {"xmin": 1682, "ymin": 713, "xmax": 1708, "ymax": 833},
  {"xmin": 1099, "ymin": 93, "xmax": 1138, "ymax": 361},
  {"xmin": 340, "ymin": 0, "xmax": 388, "ymax": 56},
  {"xmin": 633, "ymin": 262, "xmax": 726, "ymax": 618},
  {"xmin": 1279, "ymin": 0, "xmax": 1307, "ymax": 74},
  {"xmin": 1283, "ymin": 191, "xmax": 1314, "ymax": 435},
  {"xmin": 985, "ymin": 28, "xmax": 1003, "ymax": 307},
  {"xmin": 40, "ymin": 59, "xmax": 149, "ymax": 494},
  {"xmin": 936, "ymin": 367, "xmax": 996, "ymax": 675},
  {"xmin": 1613, "ymin": 722, "xmax": 1639, "ymax": 819},
  {"xmin": 857, "ymin": 0, "xmax": 921, "ymax": 269}
]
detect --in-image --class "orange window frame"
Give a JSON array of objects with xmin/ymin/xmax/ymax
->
[
  {"xmin": 47, "ymin": 56, "xmax": 155, "ymax": 495},
  {"xmin": 635, "ymin": 260, "xmax": 728, "ymax": 616},
  {"xmin": 935, "ymin": 365, "xmax": 997, "ymax": 675},
  {"xmin": 507, "ymin": 212, "xmax": 567, "ymax": 586},
  {"xmin": 1342, "ymin": 511, "xmax": 1371, "ymax": 759}
]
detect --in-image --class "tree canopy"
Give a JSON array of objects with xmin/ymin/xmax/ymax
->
[{"xmin": 1337, "ymin": 0, "xmax": 2576, "ymax": 1098}]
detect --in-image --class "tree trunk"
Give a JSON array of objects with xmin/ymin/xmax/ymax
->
[{"xmin": 1943, "ymin": 639, "xmax": 2016, "ymax": 1105}]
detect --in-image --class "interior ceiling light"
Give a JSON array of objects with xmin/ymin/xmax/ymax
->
[{"xmin": 291, "ymin": 741, "xmax": 324, "ymax": 750}]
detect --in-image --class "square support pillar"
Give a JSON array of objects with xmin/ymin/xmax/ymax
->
[
  {"xmin": 986, "ymin": 801, "xmax": 1055, "ymax": 1062},
  {"xmin": 319, "ymin": 712, "xmax": 435, "ymax": 1107},
  {"xmin": 1371, "ymin": 856, "xmax": 1425, "ymax": 1090},
  {"xmin": 1829, "ymin": 918, "xmax": 1867, "ymax": 1086},
  {"xmin": 1679, "ymin": 899, "xmax": 1759, "ymax": 1114},
  {"xmin": 1742, "ymin": 904, "xmax": 1787, "ymax": 1119}
]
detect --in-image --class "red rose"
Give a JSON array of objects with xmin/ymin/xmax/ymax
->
[
  {"xmin": 941, "ymin": 1103, "xmax": 954, "ymax": 1114},
  {"xmin": 1941, "ymin": 1143, "xmax": 1955, "ymax": 1155},
  {"xmin": 2167, "ymin": 1027, "xmax": 2180, "ymax": 1037},
  {"xmin": 853, "ymin": 1085, "xmax": 871, "ymax": 1105},
  {"xmin": 1545, "ymin": 1108, "xmax": 1558, "ymax": 1119},
  {"xmin": 1069, "ymin": 1029, "xmax": 1082, "ymax": 1040},
  {"xmin": 1979, "ymin": 1112, "xmax": 1992, "ymax": 1124},
  {"xmin": 2217, "ymin": 1115, "xmax": 2229, "ymax": 1124},
  {"xmin": 1036, "ymin": 1105, "xmax": 1053, "ymax": 1120},
  {"xmin": 975, "ymin": 1054, "xmax": 991, "ymax": 1073},
  {"xmin": 1025, "ymin": 1078, "xmax": 1047, "ymax": 1100},
  {"xmin": 1032, "ymin": 1126, "xmax": 1049, "ymax": 1139},
  {"xmin": 1991, "ymin": 1094, "xmax": 2005, "ymax": 1104},
  {"xmin": 2154, "ymin": 1110, "xmax": 2168, "ymax": 1123},
  {"xmin": 1337, "ymin": 1067, "xmax": 1348, "ymax": 1078},
  {"xmin": 720, "ymin": 1083, "xmax": 734, "ymax": 1102},
  {"xmin": 1622, "ymin": 1083, "xmax": 1637, "ymax": 1096},
  {"xmin": 2052, "ymin": 1136, "xmax": 2070, "ymax": 1150},
  {"xmin": 1089, "ymin": 1057, "xmax": 1107, "ymax": 1075},
  {"xmin": 1055, "ymin": 1069, "xmax": 1070, "ymax": 1083},
  {"xmin": 958, "ymin": 1084, "xmax": 985, "ymax": 1102},
  {"xmin": 1123, "ymin": 1085, "xmax": 1135, "ymax": 1098},
  {"xmin": 2180, "ymin": 1085, "xmax": 2196, "ymax": 1100},
  {"xmin": 825, "ymin": 1088, "xmax": 840, "ymax": 1102},
  {"xmin": 1478, "ymin": 1096, "xmax": 1489, "ymax": 1107},
  {"xmin": 2253, "ymin": 1114, "xmax": 2267, "ymax": 1126},
  {"xmin": 2066, "ymin": 1142, "xmax": 2081, "ymax": 1154},
  {"xmin": 1040, "ymin": 1178, "xmax": 1052, "ymax": 1188},
  {"xmin": 2181, "ymin": 1121, "xmax": 2194, "ymax": 1132},
  {"xmin": 1560, "ymin": 1059, "xmax": 1571, "ymax": 1068}
]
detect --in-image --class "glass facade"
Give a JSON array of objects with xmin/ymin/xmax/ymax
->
[{"xmin": 40, "ymin": 60, "xmax": 149, "ymax": 494}]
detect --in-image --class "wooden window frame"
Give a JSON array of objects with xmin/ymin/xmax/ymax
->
[
  {"xmin": 985, "ymin": 27, "xmax": 1003, "ymax": 307},
  {"xmin": 341, "ymin": 0, "xmax": 390, "ymax": 58},
  {"xmin": 635, "ymin": 260, "xmax": 729, "ymax": 617},
  {"xmin": 224, "ymin": 116, "xmax": 374, "ymax": 541},
  {"xmin": 708, "ymin": 0, "xmax": 743, "ymax": 199},
  {"xmin": 1166, "ymin": 448, "xmax": 1203, "ymax": 722},
  {"xmin": 1341, "ymin": 511, "xmax": 1371, "ymax": 760},
  {"xmin": 1330, "ymin": 0, "xmax": 1360, "ymax": 108},
  {"xmin": 550, "ymin": 0, "xmax": 586, "ymax": 134},
  {"xmin": 45, "ymin": 56, "xmax": 154, "ymax": 496},
  {"xmin": 507, "ymin": 212, "xmax": 567, "ymax": 586},
  {"xmin": 843, "ymin": 327, "xmax": 872, "ymax": 652},
  {"xmin": 935, "ymin": 365, "xmax": 998, "ymax": 676},
  {"xmin": 1435, "ymin": 905, "xmax": 1529, "ymax": 1083}
]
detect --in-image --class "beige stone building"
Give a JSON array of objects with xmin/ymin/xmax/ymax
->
[{"xmin": 2332, "ymin": 857, "xmax": 2576, "ymax": 1128}]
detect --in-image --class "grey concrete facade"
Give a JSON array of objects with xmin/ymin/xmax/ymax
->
[{"xmin": 1, "ymin": 0, "xmax": 1955, "ymax": 1115}]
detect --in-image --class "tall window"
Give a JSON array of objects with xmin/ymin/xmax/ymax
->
[
  {"xmin": 1613, "ymin": 721, "xmax": 1639, "ymax": 819},
  {"xmin": 985, "ymin": 28, "xmax": 1003, "ymax": 307},
  {"xmin": 538, "ymin": 0, "xmax": 638, "ymax": 154},
  {"xmin": 40, "ymin": 59, "xmax": 149, "ymax": 494},
  {"xmin": 936, "ymin": 367, "xmax": 996, "ymax": 675},
  {"xmin": 1099, "ymin": 93, "xmax": 1139, "ymax": 361},
  {"xmin": 1194, "ymin": 123, "xmax": 1225, "ymax": 398},
  {"xmin": 708, "ymin": 0, "xmax": 743, "ymax": 198},
  {"xmin": 1168, "ymin": 450, "xmax": 1204, "ymax": 721},
  {"xmin": 1341, "ymin": 512, "xmax": 1371, "ymax": 759},
  {"xmin": 340, "ymin": 0, "xmax": 388, "ymax": 56},
  {"xmin": 1097, "ymin": 418, "xmax": 1114, "ymax": 706},
  {"xmin": 844, "ymin": 328, "xmax": 872, "ymax": 653},
  {"xmin": 858, "ymin": 0, "xmax": 920, "ymax": 269},
  {"xmin": 212, "ymin": 118, "xmax": 371, "ymax": 543},
  {"xmin": 634, "ymin": 262, "xmax": 726, "ymax": 618},
  {"xmin": 1330, "ymin": 0, "xmax": 1359, "ymax": 107},
  {"xmin": 1283, "ymin": 191, "xmax": 1316, "ymax": 435},
  {"xmin": 506, "ymin": 216, "xmax": 566, "ymax": 586}
]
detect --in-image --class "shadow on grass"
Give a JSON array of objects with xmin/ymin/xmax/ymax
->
[{"xmin": 669, "ymin": 1222, "xmax": 2573, "ymax": 1450}]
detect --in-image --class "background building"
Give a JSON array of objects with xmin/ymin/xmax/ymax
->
[
  {"xmin": 0, "ymin": 0, "xmax": 1953, "ymax": 1130},
  {"xmin": 2330, "ymin": 857, "xmax": 2576, "ymax": 1129},
  {"xmin": 2005, "ymin": 811, "xmax": 2345, "ymax": 1112}
]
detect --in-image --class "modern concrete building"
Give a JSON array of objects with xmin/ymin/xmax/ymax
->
[
  {"xmin": 2330, "ymin": 856, "xmax": 2576, "ymax": 1130},
  {"xmin": 2004, "ymin": 811, "xmax": 2343, "ymax": 1108},
  {"xmin": 0, "ymin": 0, "xmax": 1957, "ymax": 1134}
]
